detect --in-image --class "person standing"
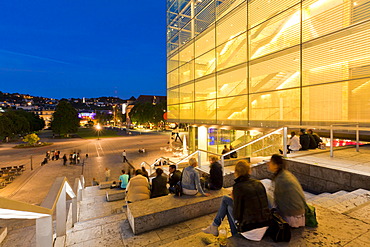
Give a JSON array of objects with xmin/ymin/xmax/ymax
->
[
  {"xmin": 122, "ymin": 150, "xmax": 128, "ymax": 163},
  {"xmin": 62, "ymin": 154, "xmax": 67, "ymax": 166},
  {"xmin": 105, "ymin": 167, "xmax": 111, "ymax": 182}
]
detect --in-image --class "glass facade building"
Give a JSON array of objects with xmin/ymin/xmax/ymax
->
[{"xmin": 167, "ymin": 0, "xmax": 370, "ymax": 153}]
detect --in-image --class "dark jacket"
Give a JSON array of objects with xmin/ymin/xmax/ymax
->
[
  {"xmin": 151, "ymin": 175, "xmax": 169, "ymax": 198},
  {"xmin": 222, "ymin": 148, "xmax": 230, "ymax": 159},
  {"xmin": 312, "ymin": 133, "xmax": 322, "ymax": 147},
  {"xmin": 308, "ymin": 133, "xmax": 317, "ymax": 149},
  {"xmin": 169, "ymin": 170, "xmax": 181, "ymax": 187},
  {"xmin": 233, "ymin": 175, "xmax": 271, "ymax": 232},
  {"xmin": 209, "ymin": 162, "xmax": 223, "ymax": 190},
  {"xmin": 299, "ymin": 133, "xmax": 310, "ymax": 150},
  {"xmin": 274, "ymin": 170, "xmax": 305, "ymax": 217},
  {"xmin": 230, "ymin": 148, "xmax": 238, "ymax": 158}
]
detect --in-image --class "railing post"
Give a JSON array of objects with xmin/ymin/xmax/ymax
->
[
  {"xmin": 330, "ymin": 126, "xmax": 334, "ymax": 157},
  {"xmin": 221, "ymin": 156, "xmax": 225, "ymax": 176},
  {"xmin": 356, "ymin": 124, "xmax": 360, "ymax": 152},
  {"xmin": 283, "ymin": 127, "xmax": 288, "ymax": 158},
  {"xmin": 72, "ymin": 197, "xmax": 78, "ymax": 227},
  {"xmin": 197, "ymin": 151, "xmax": 201, "ymax": 169},
  {"xmin": 36, "ymin": 215, "xmax": 53, "ymax": 247},
  {"xmin": 56, "ymin": 184, "xmax": 67, "ymax": 237}
]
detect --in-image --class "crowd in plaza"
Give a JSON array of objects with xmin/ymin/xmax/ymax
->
[
  {"xmin": 97, "ymin": 149, "xmax": 312, "ymax": 243},
  {"xmin": 41, "ymin": 150, "xmax": 85, "ymax": 166}
]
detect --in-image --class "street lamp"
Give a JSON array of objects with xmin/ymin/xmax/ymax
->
[{"xmin": 96, "ymin": 123, "xmax": 102, "ymax": 140}]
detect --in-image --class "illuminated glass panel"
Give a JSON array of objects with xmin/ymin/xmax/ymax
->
[
  {"xmin": 217, "ymin": 95, "xmax": 248, "ymax": 123},
  {"xmin": 195, "ymin": 49, "xmax": 216, "ymax": 78},
  {"xmin": 179, "ymin": 83, "xmax": 194, "ymax": 103},
  {"xmin": 179, "ymin": 61, "xmax": 194, "ymax": 85},
  {"xmin": 216, "ymin": 4, "xmax": 247, "ymax": 46},
  {"xmin": 194, "ymin": 76, "xmax": 216, "ymax": 100},
  {"xmin": 167, "ymin": 52, "xmax": 179, "ymax": 73},
  {"xmin": 249, "ymin": 5, "xmax": 301, "ymax": 60},
  {"xmin": 250, "ymin": 47, "xmax": 300, "ymax": 93},
  {"xmin": 167, "ymin": 104, "xmax": 180, "ymax": 121},
  {"xmin": 249, "ymin": 89, "xmax": 300, "ymax": 122},
  {"xmin": 194, "ymin": 99, "xmax": 216, "ymax": 124},
  {"xmin": 179, "ymin": 41, "xmax": 194, "ymax": 65},
  {"xmin": 302, "ymin": 21, "xmax": 370, "ymax": 86},
  {"xmin": 167, "ymin": 88, "xmax": 179, "ymax": 105},
  {"xmin": 217, "ymin": 33, "xmax": 247, "ymax": 71},
  {"xmin": 167, "ymin": 68, "xmax": 179, "ymax": 88},
  {"xmin": 248, "ymin": 0, "xmax": 300, "ymax": 29},
  {"xmin": 180, "ymin": 102, "xmax": 194, "ymax": 121},
  {"xmin": 217, "ymin": 66, "xmax": 247, "ymax": 98}
]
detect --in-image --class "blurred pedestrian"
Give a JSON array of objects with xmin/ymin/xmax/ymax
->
[
  {"xmin": 105, "ymin": 168, "xmax": 111, "ymax": 181},
  {"xmin": 62, "ymin": 154, "xmax": 67, "ymax": 166},
  {"xmin": 122, "ymin": 150, "xmax": 128, "ymax": 163}
]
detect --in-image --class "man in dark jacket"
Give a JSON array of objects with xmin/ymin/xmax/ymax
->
[
  {"xmin": 202, "ymin": 160, "xmax": 270, "ymax": 239},
  {"xmin": 299, "ymin": 129, "xmax": 310, "ymax": 150},
  {"xmin": 207, "ymin": 155, "xmax": 223, "ymax": 190},
  {"xmin": 151, "ymin": 168, "xmax": 168, "ymax": 198},
  {"xmin": 308, "ymin": 129, "xmax": 322, "ymax": 148},
  {"xmin": 168, "ymin": 165, "xmax": 181, "ymax": 193}
]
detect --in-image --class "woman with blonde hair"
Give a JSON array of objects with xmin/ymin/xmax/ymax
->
[
  {"xmin": 202, "ymin": 160, "xmax": 270, "ymax": 241},
  {"xmin": 181, "ymin": 158, "xmax": 210, "ymax": 196}
]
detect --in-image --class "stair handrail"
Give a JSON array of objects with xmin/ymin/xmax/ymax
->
[
  {"xmin": 220, "ymin": 127, "xmax": 287, "ymax": 172},
  {"xmin": 0, "ymin": 175, "xmax": 85, "ymax": 247}
]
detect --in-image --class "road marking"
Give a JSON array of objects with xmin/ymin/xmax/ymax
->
[{"xmin": 95, "ymin": 142, "xmax": 100, "ymax": 157}]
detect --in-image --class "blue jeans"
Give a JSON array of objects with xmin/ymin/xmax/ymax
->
[{"xmin": 213, "ymin": 196, "xmax": 238, "ymax": 236}]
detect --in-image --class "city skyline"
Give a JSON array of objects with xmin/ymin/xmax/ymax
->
[{"xmin": 0, "ymin": 0, "xmax": 166, "ymax": 99}]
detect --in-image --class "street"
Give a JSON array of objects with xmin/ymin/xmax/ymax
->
[{"xmin": 0, "ymin": 132, "xmax": 171, "ymax": 205}]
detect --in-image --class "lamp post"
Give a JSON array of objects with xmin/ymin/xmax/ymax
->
[{"xmin": 96, "ymin": 123, "xmax": 102, "ymax": 140}]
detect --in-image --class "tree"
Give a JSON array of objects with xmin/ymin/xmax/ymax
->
[
  {"xmin": 23, "ymin": 133, "xmax": 40, "ymax": 145},
  {"xmin": 129, "ymin": 100, "xmax": 167, "ymax": 126},
  {"xmin": 51, "ymin": 101, "xmax": 80, "ymax": 136}
]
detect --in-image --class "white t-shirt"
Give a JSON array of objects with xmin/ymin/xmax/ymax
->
[{"xmin": 122, "ymin": 151, "xmax": 126, "ymax": 156}]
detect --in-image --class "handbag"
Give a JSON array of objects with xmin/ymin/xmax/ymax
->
[
  {"xmin": 174, "ymin": 171, "xmax": 183, "ymax": 197},
  {"xmin": 305, "ymin": 203, "xmax": 318, "ymax": 227},
  {"xmin": 174, "ymin": 181, "xmax": 183, "ymax": 196},
  {"xmin": 268, "ymin": 210, "xmax": 291, "ymax": 242}
]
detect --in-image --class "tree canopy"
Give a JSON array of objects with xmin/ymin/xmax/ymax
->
[
  {"xmin": 51, "ymin": 101, "xmax": 80, "ymax": 136},
  {"xmin": 0, "ymin": 109, "xmax": 45, "ymax": 140},
  {"xmin": 129, "ymin": 101, "xmax": 166, "ymax": 125}
]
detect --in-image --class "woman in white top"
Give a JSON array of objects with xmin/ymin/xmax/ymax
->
[{"xmin": 288, "ymin": 131, "xmax": 301, "ymax": 152}]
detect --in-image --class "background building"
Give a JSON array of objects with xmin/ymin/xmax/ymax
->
[{"xmin": 167, "ymin": 0, "xmax": 370, "ymax": 154}]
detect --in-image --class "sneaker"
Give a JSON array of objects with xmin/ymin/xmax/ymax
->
[{"xmin": 202, "ymin": 224, "xmax": 219, "ymax": 236}]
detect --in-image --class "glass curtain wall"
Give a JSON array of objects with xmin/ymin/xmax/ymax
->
[{"xmin": 167, "ymin": 0, "xmax": 370, "ymax": 127}]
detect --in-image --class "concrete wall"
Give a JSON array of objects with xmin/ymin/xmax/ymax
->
[{"xmin": 251, "ymin": 160, "xmax": 370, "ymax": 194}]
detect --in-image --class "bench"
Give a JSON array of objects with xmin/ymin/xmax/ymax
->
[
  {"xmin": 127, "ymin": 189, "xmax": 228, "ymax": 234},
  {"xmin": 98, "ymin": 181, "xmax": 115, "ymax": 189},
  {"xmin": 106, "ymin": 190, "xmax": 126, "ymax": 202}
]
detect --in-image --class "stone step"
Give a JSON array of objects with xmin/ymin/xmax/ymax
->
[
  {"xmin": 309, "ymin": 190, "xmax": 348, "ymax": 205},
  {"xmin": 127, "ymin": 189, "xmax": 228, "ymax": 234},
  {"xmin": 311, "ymin": 189, "xmax": 368, "ymax": 209},
  {"xmin": 328, "ymin": 189, "xmax": 370, "ymax": 213},
  {"xmin": 307, "ymin": 192, "xmax": 332, "ymax": 203},
  {"xmin": 0, "ymin": 227, "xmax": 7, "ymax": 244},
  {"xmin": 160, "ymin": 232, "xmax": 217, "ymax": 247}
]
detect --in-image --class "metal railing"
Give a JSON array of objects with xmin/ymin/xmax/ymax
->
[
  {"xmin": 287, "ymin": 124, "xmax": 370, "ymax": 157},
  {"xmin": 141, "ymin": 157, "xmax": 176, "ymax": 175},
  {"xmin": 0, "ymin": 175, "xmax": 85, "ymax": 247},
  {"xmin": 220, "ymin": 127, "xmax": 287, "ymax": 169}
]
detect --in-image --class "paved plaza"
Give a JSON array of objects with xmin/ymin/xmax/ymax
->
[{"xmin": 1, "ymin": 133, "xmax": 370, "ymax": 246}]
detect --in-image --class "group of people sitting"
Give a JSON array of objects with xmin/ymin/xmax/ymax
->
[
  {"xmin": 282, "ymin": 128, "xmax": 323, "ymax": 153},
  {"xmin": 114, "ymin": 153, "xmax": 306, "ymax": 242},
  {"xmin": 202, "ymin": 154, "xmax": 307, "ymax": 242}
]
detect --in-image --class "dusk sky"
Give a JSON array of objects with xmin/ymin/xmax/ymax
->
[{"xmin": 0, "ymin": 0, "xmax": 166, "ymax": 99}]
